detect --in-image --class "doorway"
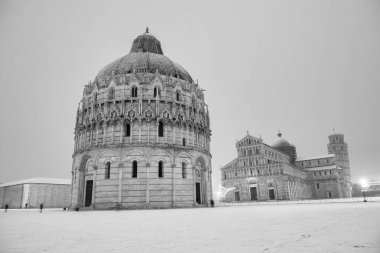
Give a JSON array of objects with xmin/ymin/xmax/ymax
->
[
  {"xmin": 195, "ymin": 182, "xmax": 201, "ymax": 204},
  {"xmin": 85, "ymin": 180, "xmax": 93, "ymax": 207},
  {"xmin": 268, "ymin": 189, "xmax": 275, "ymax": 200},
  {"xmin": 250, "ymin": 187, "xmax": 257, "ymax": 200},
  {"xmin": 234, "ymin": 191, "xmax": 240, "ymax": 201}
]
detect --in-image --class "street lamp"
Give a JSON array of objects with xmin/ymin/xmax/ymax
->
[
  {"xmin": 362, "ymin": 190, "xmax": 367, "ymax": 202},
  {"xmin": 360, "ymin": 179, "xmax": 369, "ymax": 202}
]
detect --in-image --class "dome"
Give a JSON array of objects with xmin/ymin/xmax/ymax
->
[
  {"xmin": 272, "ymin": 133, "xmax": 297, "ymax": 164},
  {"xmin": 130, "ymin": 28, "xmax": 163, "ymax": 55},
  {"xmin": 272, "ymin": 138, "xmax": 291, "ymax": 147},
  {"xmin": 95, "ymin": 28, "xmax": 193, "ymax": 83}
]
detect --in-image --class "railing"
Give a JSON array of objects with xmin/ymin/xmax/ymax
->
[{"xmin": 215, "ymin": 196, "xmax": 380, "ymax": 207}]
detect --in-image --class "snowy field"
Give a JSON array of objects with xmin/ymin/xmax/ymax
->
[{"xmin": 1, "ymin": 202, "xmax": 380, "ymax": 253}]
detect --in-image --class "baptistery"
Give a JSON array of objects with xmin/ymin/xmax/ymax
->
[{"xmin": 71, "ymin": 28, "xmax": 212, "ymax": 209}]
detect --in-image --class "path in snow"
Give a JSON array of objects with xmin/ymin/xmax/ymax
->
[{"xmin": 1, "ymin": 202, "xmax": 379, "ymax": 252}]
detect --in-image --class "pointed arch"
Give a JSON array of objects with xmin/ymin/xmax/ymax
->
[{"xmin": 131, "ymin": 86, "xmax": 138, "ymax": 97}]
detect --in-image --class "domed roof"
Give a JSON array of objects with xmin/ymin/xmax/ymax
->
[
  {"xmin": 95, "ymin": 28, "xmax": 192, "ymax": 82},
  {"xmin": 272, "ymin": 133, "xmax": 297, "ymax": 164},
  {"xmin": 130, "ymin": 28, "xmax": 163, "ymax": 55},
  {"xmin": 272, "ymin": 138, "xmax": 292, "ymax": 148}
]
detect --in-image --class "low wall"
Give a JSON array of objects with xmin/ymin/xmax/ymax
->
[{"xmin": 216, "ymin": 196, "xmax": 380, "ymax": 207}]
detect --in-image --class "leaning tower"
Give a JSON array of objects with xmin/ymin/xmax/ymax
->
[
  {"xmin": 71, "ymin": 29, "xmax": 212, "ymax": 210},
  {"xmin": 327, "ymin": 133, "xmax": 351, "ymax": 197}
]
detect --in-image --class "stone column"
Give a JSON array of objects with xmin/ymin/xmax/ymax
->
[
  {"xmin": 111, "ymin": 125, "xmax": 115, "ymax": 144},
  {"xmin": 130, "ymin": 122, "xmax": 133, "ymax": 143},
  {"xmin": 180, "ymin": 127, "xmax": 183, "ymax": 145},
  {"xmin": 89, "ymin": 129, "xmax": 93, "ymax": 147},
  {"xmin": 173, "ymin": 125, "xmax": 176, "ymax": 144},
  {"xmin": 78, "ymin": 170, "xmax": 85, "ymax": 206},
  {"xmin": 156, "ymin": 121, "xmax": 158, "ymax": 143},
  {"xmin": 203, "ymin": 170, "xmax": 208, "ymax": 205},
  {"xmin": 146, "ymin": 162, "xmax": 150, "ymax": 207},
  {"xmin": 165, "ymin": 123, "xmax": 168, "ymax": 143},
  {"xmin": 187, "ymin": 126, "xmax": 189, "ymax": 146},
  {"xmin": 172, "ymin": 163, "xmax": 176, "ymax": 207},
  {"xmin": 118, "ymin": 162, "xmax": 123, "ymax": 205},
  {"xmin": 209, "ymin": 169, "xmax": 213, "ymax": 204},
  {"xmin": 147, "ymin": 123, "xmax": 150, "ymax": 143},
  {"xmin": 78, "ymin": 132, "xmax": 82, "ymax": 150},
  {"xmin": 193, "ymin": 166, "xmax": 196, "ymax": 206},
  {"xmin": 92, "ymin": 165, "xmax": 97, "ymax": 209},
  {"xmin": 138, "ymin": 121, "xmax": 141, "ymax": 142},
  {"xmin": 103, "ymin": 125, "xmax": 106, "ymax": 145},
  {"xmin": 120, "ymin": 123, "xmax": 123, "ymax": 143},
  {"xmin": 96, "ymin": 126, "xmax": 99, "ymax": 146},
  {"xmin": 84, "ymin": 131, "xmax": 87, "ymax": 149}
]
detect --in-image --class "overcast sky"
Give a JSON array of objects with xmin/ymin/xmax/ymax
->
[{"xmin": 1, "ymin": 0, "xmax": 379, "ymax": 188}]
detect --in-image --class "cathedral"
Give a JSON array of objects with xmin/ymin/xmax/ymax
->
[
  {"xmin": 71, "ymin": 29, "xmax": 212, "ymax": 209},
  {"xmin": 221, "ymin": 132, "xmax": 352, "ymax": 201}
]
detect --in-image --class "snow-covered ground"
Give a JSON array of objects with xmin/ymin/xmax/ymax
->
[{"xmin": 1, "ymin": 202, "xmax": 379, "ymax": 253}]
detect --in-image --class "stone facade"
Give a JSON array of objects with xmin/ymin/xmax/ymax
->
[
  {"xmin": 71, "ymin": 30, "xmax": 212, "ymax": 210},
  {"xmin": 221, "ymin": 133, "xmax": 351, "ymax": 202},
  {"xmin": 0, "ymin": 178, "xmax": 71, "ymax": 209},
  {"xmin": 327, "ymin": 133, "xmax": 352, "ymax": 197}
]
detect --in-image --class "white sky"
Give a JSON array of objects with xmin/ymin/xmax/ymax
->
[{"xmin": 0, "ymin": 0, "xmax": 379, "ymax": 188}]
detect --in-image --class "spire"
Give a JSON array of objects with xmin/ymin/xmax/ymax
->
[
  {"xmin": 146, "ymin": 27, "xmax": 149, "ymax": 33},
  {"xmin": 278, "ymin": 130, "xmax": 282, "ymax": 138}
]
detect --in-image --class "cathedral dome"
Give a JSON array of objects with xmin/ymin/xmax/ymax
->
[
  {"xmin": 272, "ymin": 133, "xmax": 297, "ymax": 164},
  {"xmin": 95, "ymin": 28, "xmax": 193, "ymax": 83}
]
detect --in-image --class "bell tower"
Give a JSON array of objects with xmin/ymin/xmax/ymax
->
[{"xmin": 327, "ymin": 133, "xmax": 352, "ymax": 197}]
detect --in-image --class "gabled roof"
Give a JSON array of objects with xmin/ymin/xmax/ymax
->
[
  {"xmin": 236, "ymin": 134, "xmax": 262, "ymax": 147},
  {"xmin": 221, "ymin": 158, "xmax": 239, "ymax": 170},
  {"xmin": 296, "ymin": 154, "xmax": 335, "ymax": 162},
  {"xmin": 0, "ymin": 178, "xmax": 71, "ymax": 188},
  {"xmin": 303, "ymin": 165, "xmax": 342, "ymax": 171}
]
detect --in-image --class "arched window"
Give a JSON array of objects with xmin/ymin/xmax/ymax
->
[
  {"xmin": 158, "ymin": 161, "xmax": 164, "ymax": 178},
  {"xmin": 105, "ymin": 161, "xmax": 111, "ymax": 179},
  {"xmin": 182, "ymin": 138, "xmax": 186, "ymax": 146},
  {"xmin": 131, "ymin": 86, "xmax": 138, "ymax": 97},
  {"xmin": 154, "ymin": 87, "xmax": 160, "ymax": 98},
  {"xmin": 124, "ymin": 123, "xmax": 131, "ymax": 137},
  {"xmin": 316, "ymin": 183, "xmax": 320, "ymax": 189},
  {"xmin": 182, "ymin": 162, "xmax": 186, "ymax": 179},
  {"xmin": 132, "ymin": 161, "xmax": 138, "ymax": 178},
  {"xmin": 176, "ymin": 90, "xmax": 180, "ymax": 101},
  {"xmin": 109, "ymin": 88, "xmax": 115, "ymax": 100},
  {"xmin": 94, "ymin": 92, "xmax": 97, "ymax": 103},
  {"xmin": 158, "ymin": 121, "xmax": 164, "ymax": 137}
]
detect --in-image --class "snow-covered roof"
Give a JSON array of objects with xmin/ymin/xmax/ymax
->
[
  {"xmin": 296, "ymin": 154, "xmax": 335, "ymax": 161},
  {"xmin": 0, "ymin": 178, "xmax": 71, "ymax": 188},
  {"xmin": 303, "ymin": 165, "xmax": 342, "ymax": 171}
]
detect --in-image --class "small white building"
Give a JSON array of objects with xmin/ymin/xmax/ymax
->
[{"xmin": 0, "ymin": 178, "xmax": 71, "ymax": 209}]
